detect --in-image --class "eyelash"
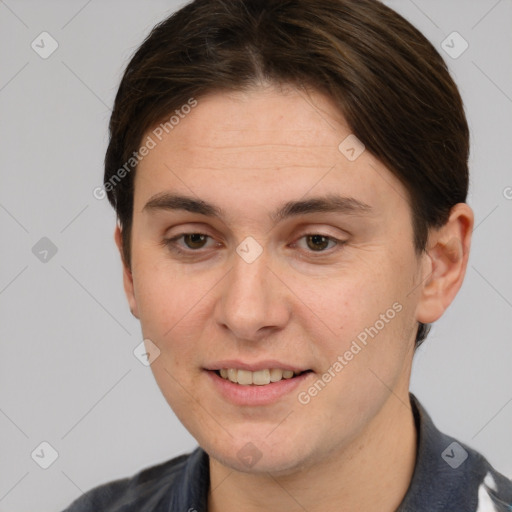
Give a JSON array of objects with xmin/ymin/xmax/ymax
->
[{"xmin": 162, "ymin": 232, "xmax": 346, "ymax": 258}]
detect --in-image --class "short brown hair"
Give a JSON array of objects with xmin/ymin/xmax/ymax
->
[{"xmin": 104, "ymin": 0, "xmax": 469, "ymax": 347}]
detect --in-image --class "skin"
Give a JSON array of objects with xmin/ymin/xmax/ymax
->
[{"xmin": 115, "ymin": 84, "xmax": 473, "ymax": 512}]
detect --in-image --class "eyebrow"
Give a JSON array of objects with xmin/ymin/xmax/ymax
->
[{"xmin": 143, "ymin": 192, "xmax": 373, "ymax": 222}]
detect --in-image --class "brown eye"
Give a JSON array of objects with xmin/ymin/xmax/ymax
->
[
  {"xmin": 183, "ymin": 233, "xmax": 208, "ymax": 249},
  {"xmin": 306, "ymin": 234, "xmax": 331, "ymax": 251}
]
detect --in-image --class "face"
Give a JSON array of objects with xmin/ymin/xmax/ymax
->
[{"xmin": 122, "ymin": 85, "xmax": 428, "ymax": 475}]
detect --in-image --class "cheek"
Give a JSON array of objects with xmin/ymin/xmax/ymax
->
[
  {"xmin": 309, "ymin": 259, "xmax": 414, "ymax": 369},
  {"xmin": 131, "ymin": 253, "xmax": 223, "ymax": 365},
  {"xmin": 134, "ymin": 272, "xmax": 180, "ymax": 334},
  {"xmin": 312, "ymin": 266, "xmax": 393, "ymax": 336},
  {"xmin": 131, "ymin": 255, "xmax": 192, "ymax": 340}
]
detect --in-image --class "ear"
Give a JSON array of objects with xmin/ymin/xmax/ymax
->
[
  {"xmin": 114, "ymin": 224, "xmax": 139, "ymax": 319},
  {"xmin": 416, "ymin": 203, "xmax": 474, "ymax": 324}
]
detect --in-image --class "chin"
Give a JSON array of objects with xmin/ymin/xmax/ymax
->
[
  {"xmin": 204, "ymin": 432, "xmax": 317, "ymax": 476},
  {"xmin": 215, "ymin": 449, "xmax": 307, "ymax": 475}
]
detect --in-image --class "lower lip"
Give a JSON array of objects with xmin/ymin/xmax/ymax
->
[{"xmin": 205, "ymin": 370, "xmax": 313, "ymax": 406}]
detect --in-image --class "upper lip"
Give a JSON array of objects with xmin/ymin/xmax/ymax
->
[{"xmin": 204, "ymin": 360, "xmax": 310, "ymax": 373}]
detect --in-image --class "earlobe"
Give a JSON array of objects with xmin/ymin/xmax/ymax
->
[
  {"xmin": 114, "ymin": 225, "xmax": 140, "ymax": 319},
  {"xmin": 416, "ymin": 203, "xmax": 474, "ymax": 324}
]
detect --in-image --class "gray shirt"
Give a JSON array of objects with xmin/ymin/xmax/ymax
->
[{"xmin": 62, "ymin": 393, "xmax": 512, "ymax": 511}]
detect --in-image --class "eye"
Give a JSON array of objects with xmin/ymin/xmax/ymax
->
[
  {"xmin": 180, "ymin": 233, "xmax": 209, "ymax": 249},
  {"xmin": 294, "ymin": 234, "xmax": 343, "ymax": 253},
  {"xmin": 163, "ymin": 232, "xmax": 345, "ymax": 257},
  {"xmin": 163, "ymin": 232, "xmax": 215, "ymax": 253}
]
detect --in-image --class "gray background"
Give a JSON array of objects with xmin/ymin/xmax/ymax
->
[{"xmin": 0, "ymin": 0, "xmax": 511, "ymax": 510}]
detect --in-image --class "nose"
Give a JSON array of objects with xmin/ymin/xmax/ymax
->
[{"xmin": 214, "ymin": 247, "xmax": 290, "ymax": 342}]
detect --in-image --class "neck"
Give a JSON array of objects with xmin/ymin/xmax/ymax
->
[{"xmin": 207, "ymin": 392, "xmax": 417, "ymax": 512}]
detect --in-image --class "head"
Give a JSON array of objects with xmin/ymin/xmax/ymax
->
[{"xmin": 105, "ymin": 0, "xmax": 473, "ymax": 474}]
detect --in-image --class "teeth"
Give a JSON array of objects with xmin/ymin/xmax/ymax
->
[
  {"xmin": 218, "ymin": 368, "xmax": 302, "ymax": 385},
  {"xmin": 237, "ymin": 369, "xmax": 253, "ymax": 386},
  {"xmin": 253, "ymin": 369, "xmax": 270, "ymax": 385},
  {"xmin": 269, "ymin": 368, "xmax": 283, "ymax": 382}
]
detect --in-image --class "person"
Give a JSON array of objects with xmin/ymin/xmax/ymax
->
[{"xmin": 63, "ymin": 0, "xmax": 512, "ymax": 510}]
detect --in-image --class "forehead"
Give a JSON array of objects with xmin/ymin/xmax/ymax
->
[
  {"xmin": 171, "ymin": 85, "xmax": 346, "ymax": 149},
  {"xmin": 134, "ymin": 86, "xmax": 409, "ymax": 222}
]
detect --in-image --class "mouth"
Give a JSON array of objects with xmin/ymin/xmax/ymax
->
[
  {"xmin": 206, "ymin": 367, "xmax": 314, "ymax": 406},
  {"xmin": 204, "ymin": 360, "xmax": 315, "ymax": 405},
  {"xmin": 213, "ymin": 368, "xmax": 313, "ymax": 386}
]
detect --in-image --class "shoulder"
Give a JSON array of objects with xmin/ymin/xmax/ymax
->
[
  {"xmin": 401, "ymin": 394, "xmax": 512, "ymax": 512},
  {"xmin": 61, "ymin": 447, "xmax": 207, "ymax": 512},
  {"xmin": 471, "ymin": 456, "xmax": 512, "ymax": 512}
]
